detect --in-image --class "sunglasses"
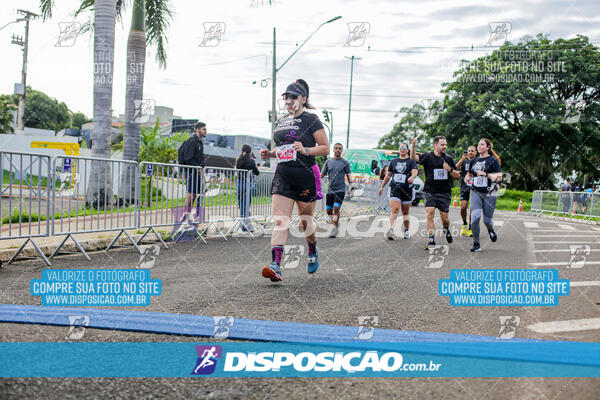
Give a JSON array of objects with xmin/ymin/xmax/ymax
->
[
  {"xmin": 283, "ymin": 93, "xmax": 299, "ymax": 100},
  {"xmin": 399, "ymin": 145, "xmax": 408, "ymax": 149}
]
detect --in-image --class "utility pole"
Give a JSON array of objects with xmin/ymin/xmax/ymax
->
[
  {"xmin": 12, "ymin": 9, "xmax": 39, "ymax": 132},
  {"xmin": 270, "ymin": 27, "xmax": 276, "ymax": 152},
  {"xmin": 344, "ymin": 55, "xmax": 360, "ymax": 149},
  {"xmin": 269, "ymin": 16, "xmax": 342, "ymax": 157}
]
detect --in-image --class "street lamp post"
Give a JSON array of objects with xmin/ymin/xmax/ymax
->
[
  {"xmin": 344, "ymin": 55, "xmax": 361, "ymax": 149},
  {"xmin": 269, "ymin": 16, "xmax": 342, "ymax": 154}
]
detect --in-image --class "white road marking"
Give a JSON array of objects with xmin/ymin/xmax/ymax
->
[
  {"xmin": 494, "ymin": 220, "xmax": 505, "ymax": 226},
  {"xmin": 531, "ymin": 241, "xmax": 597, "ymax": 244},
  {"xmin": 532, "ymin": 229, "xmax": 594, "ymax": 232},
  {"xmin": 523, "ymin": 221, "xmax": 540, "ymax": 228},
  {"xmin": 556, "ymin": 224, "xmax": 577, "ymax": 230},
  {"xmin": 528, "ymin": 318, "xmax": 600, "ymax": 334},
  {"xmin": 533, "ymin": 235, "xmax": 599, "ymax": 238},
  {"xmin": 529, "ymin": 261, "xmax": 600, "ymax": 266},
  {"xmin": 533, "ymin": 249, "xmax": 600, "ymax": 253},
  {"xmin": 569, "ymin": 281, "xmax": 600, "ymax": 287}
]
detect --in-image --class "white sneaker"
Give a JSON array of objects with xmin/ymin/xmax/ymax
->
[
  {"xmin": 404, "ymin": 229, "xmax": 410, "ymax": 239},
  {"xmin": 386, "ymin": 228, "xmax": 395, "ymax": 240}
]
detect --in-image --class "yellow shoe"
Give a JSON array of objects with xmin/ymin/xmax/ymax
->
[
  {"xmin": 460, "ymin": 225, "xmax": 468, "ymax": 236},
  {"xmin": 467, "ymin": 229, "xmax": 473, "ymax": 237}
]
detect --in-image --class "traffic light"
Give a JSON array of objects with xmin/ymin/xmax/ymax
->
[{"xmin": 322, "ymin": 109, "xmax": 330, "ymax": 123}]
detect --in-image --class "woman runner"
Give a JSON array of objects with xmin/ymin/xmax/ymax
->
[
  {"xmin": 379, "ymin": 142, "xmax": 418, "ymax": 240},
  {"xmin": 464, "ymin": 138, "xmax": 503, "ymax": 252},
  {"xmin": 260, "ymin": 79, "xmax": 329, "ymax": 281}
]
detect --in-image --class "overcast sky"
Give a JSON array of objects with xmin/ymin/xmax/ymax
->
[{"xmin": 1, "ymin": 0, "xmax": 598, "ymax": 148}]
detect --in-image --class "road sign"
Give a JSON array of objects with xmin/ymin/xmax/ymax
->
[
  {"xmin": 146, "ymin": 164, "xmax": 153, "ymax": 175},
  {"xmin": 63, "ymin": 158, "xmax": 72, "ymax": 172}
]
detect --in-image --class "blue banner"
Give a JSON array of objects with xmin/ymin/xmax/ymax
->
[{"xmin": 1, "ymin": 342, "xmax": 599, "ymax": 377}]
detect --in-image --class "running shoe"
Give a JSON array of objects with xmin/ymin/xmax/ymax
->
[
  {"xmin": 489, "ymin": 230, "xmax": 498, "ymax": 242},
  {"xmin": 307, "ymin": 247, "xmax": 320, "ymax": 274},
  {"xmin": 460, "ymin": 224, "xmax": 468, "ymax": 236},
  {"xmin": 470, "ymin": 242, "xmax": 481, "ymax": 252},
  {"xmin": 424, "ymin": 241, "xmax": 435, "ymax": 250},
  {"xmin": 404, "ymin": 229, "xmax": 410, "ymax": 240},
  {"xmin": 445, "ymin": 229, "xmax": 453, "ymax": 244},
  {"xmin": 467, "ymin": 229, "xmax": 473, "ymax": 237},
  {"xmin": 262, "ymin": 262, "xmax": 282, "ymax": 282},
  {"xmin": 386, "ymin": 228, "xmax": 395, "ymax": 240},
  {"xmin": 329, "ymin": 227, "xmax": 339, "ymax": 238}
]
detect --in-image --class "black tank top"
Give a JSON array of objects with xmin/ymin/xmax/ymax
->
[{"xmin": 273, "ymin": 111, "xmax": 324, "ymax": 168}]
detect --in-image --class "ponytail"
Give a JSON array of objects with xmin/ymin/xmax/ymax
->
[{"xmin": 295, "ymin": 79, "xmax": 316, "ymax": 109}]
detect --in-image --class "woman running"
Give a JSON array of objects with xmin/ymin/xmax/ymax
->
[
  {"xmin": 259, "ymin": 79, "xmax": 329, "ymax": 281},
  {"xmin": 464, "ymin": 138, "xmax": 502, "ymax": 252},
  {"xmin": 379, "ymin": 142, "xmax": 419, "ymax": 240}
]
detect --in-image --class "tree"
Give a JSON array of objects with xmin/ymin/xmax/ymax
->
[
  {"xmin": 378, "ymin": 103, "xmax": 435, "ymax": 151},
  {"xmin": 88, "ymin": 0, "xmax": 117, "ymax": 206},
  {"xmin": 119, "ymin": 0, "xmax": 172, "ymax": 204},
  {"xmin": 0, "ymin": 97, "xmax": 17, "ymax": 134},
  {"xmin": 431, "ymin": 35, "xmax": 600, "ymax": 190},
  {"xmin": 71, "ymin": 112, "xmax": 91, "ymax": 129}
]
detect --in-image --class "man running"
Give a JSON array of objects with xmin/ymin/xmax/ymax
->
[
  {"xmin": 379, "ymin": 142, "xmax": 418, "ymax": 240},
  {"xmin": 464, "ymin": 138, "xmax": 502, "ymax": 252},
  {"xmin": 411, "ymin": 136, "xmax": 460, "ymax": 250},
  {"xmin": 456, "ymin": 146, "xmax": 477, "ymax": 236},
  {"xmin": 321, "ymin": 143, "xmax": 353, "ymax": 238}
]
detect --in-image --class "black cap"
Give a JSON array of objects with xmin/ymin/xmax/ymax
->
[{"xmin": 282, "ymin": 82, "xmax": 308, "ymax": 98}]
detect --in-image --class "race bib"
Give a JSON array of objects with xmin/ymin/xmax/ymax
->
[
  {"xmin": 433, "ymin": 169, "xmax": 448, "ymax": 180},
  {"xmin": 276, "ymin": 144, "xmax": 297, "ymax": 163},
  {"xmin": 473, "ymin": 176, "xmax": 488, "ymax": 187},
  {"xmin": 393, "ymin": 174, "xmax": 406, "ymax": 184}
]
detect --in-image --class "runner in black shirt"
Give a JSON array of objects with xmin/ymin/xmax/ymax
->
[
  {"xmin": 379, "ymin": 142, "xmax": 418, "ymax": 240},
  {"xmin": 411, "ymin": 136, "xmax": 460, "ymax": 250},
  {"xmin": 464, "ymin": 138, "xmax": 503, "ymax": 252},
  {"xmin": 456, "ymin": 146, "xmax": 477, "ymax": 237},
  {"xmin": 259, "ymin": 79, "xmax": 329, "ymax": 282}
]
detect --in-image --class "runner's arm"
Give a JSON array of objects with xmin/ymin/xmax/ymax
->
[
  {"xmin": 408, "ymin": 168, "xmax": 418, "ymax": 183},
  {"xmin": 410, "ymin": 138, "xmax": 419, "ymax": 162},
  {"xmin": 294, "ymin": 129, "xmax": 329, "ymax": 156},
  {"xmin": 380, "ymin": 170, "xmax": 392, "ymax": 189}
]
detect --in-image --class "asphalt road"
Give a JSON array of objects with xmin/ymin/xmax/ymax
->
[{"xmin": 1, "ymin": 206, "xmax": 599, "ymax": 399}]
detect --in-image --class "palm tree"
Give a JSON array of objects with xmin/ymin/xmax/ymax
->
[
  {"xmin": 89, "ymin": 0, "xmax": 117, "ymax": 206},
  {"xmin": 119, "ymin": 0, "xmax": 172, "ymax": 204},
  {"xmin": 40, "ymin": 0, "xmax": 172, "ymax": 205},
  {"xmin": 40, "ymin": 0, "xmax": 117, "ymax": 206}
]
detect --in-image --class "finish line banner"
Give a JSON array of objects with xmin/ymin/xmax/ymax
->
[{"xmin": 1, "ymin": 342, "xmax": 599, "ymax": 377}]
